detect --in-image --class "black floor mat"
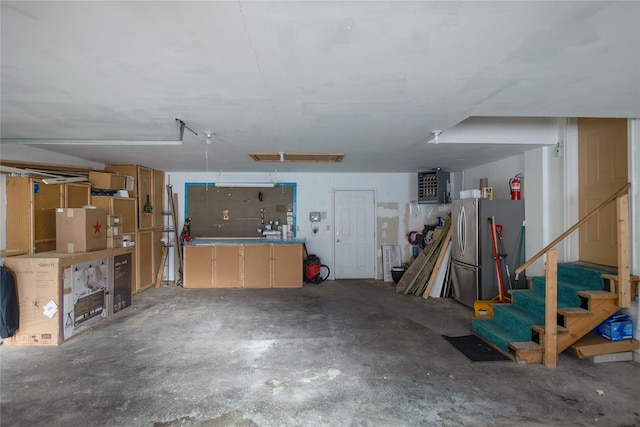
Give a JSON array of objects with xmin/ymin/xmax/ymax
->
[{"xmin": 443, "ymin": 334, "xmax": 510, "ymax": 362}]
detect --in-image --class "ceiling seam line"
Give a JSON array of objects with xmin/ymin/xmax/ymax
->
[{"xmin": 236, "ymin": 0, "xmax": 284, "ymax": 146}]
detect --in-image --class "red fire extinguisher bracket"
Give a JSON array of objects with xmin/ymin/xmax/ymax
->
[{"xmin": 509, "ymin": 174, "xmax": 523, "ymax": 200}]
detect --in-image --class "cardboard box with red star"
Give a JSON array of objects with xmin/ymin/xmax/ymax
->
[{"xmin": 56, "ymin": 208, "xmax": 107, "ymax": 253}]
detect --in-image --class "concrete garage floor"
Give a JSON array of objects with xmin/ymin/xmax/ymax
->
[{"xmin": 1, "ymin": 280, "xmax": 639, "ymax": 427}]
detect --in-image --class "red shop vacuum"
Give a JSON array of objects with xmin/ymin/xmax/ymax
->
[{"xmin": 304, "ymin": 245, "xmax": 330, "ymax": 284}]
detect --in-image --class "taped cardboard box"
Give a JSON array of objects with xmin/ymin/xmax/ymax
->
[
  {"xmin": 567, "ymin": 332, "xmax": 639, "ymax": 359},
  {"xmin": 107, "ymin": 215, "xmax": 122, "ymax": 226},
  {"xmin": 107, "ymin": 236, "xmax": 124, "ymax": 249},
  {"xmin": 89, "ymin": 171, "xmax": 127, "ymax": 190},
  {"xmin": 592, "ymin": 352, "xmax": 633, "ymax": 363},
  {"xmin": 2, "ymin": 250, "xmax": 112, "ymax": 346},
  {"xmin": 107, "ymin": 225, "xmax": 121, "ymax": 238},
  {"xmin": 56, "ymin": 208, "xmax": 107, "ymax": 253},
  {"xmin": 112, "ymin": 247, "xmax": 134, "ymax": 315}
]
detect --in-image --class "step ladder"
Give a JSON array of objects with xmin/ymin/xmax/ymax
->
[{"xmin": 155, "ymin": 184, "xmax": 183, "ymax": 287}]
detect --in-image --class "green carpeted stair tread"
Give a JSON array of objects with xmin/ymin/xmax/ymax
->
[
  {"xmin": 472, "ymin": 318, "xmax": 527, "ymax": 353},
  {"xmin": 531, "ymin": 277, "xmax": 604, "ymax": 305},
  {"xmin": 491, "ymin": 304, "xmax": 542, "ymax": 340},
  {"xmin": 557, "ymin": 262, "xmax": 616, "ymax": 288},
  {"xmin": 512, "ymin": 289, "xmax": 578, "ymax": 318},
  {"xmin": 478, "ymin": 262, "xmax": 618, "ymax": 358}
]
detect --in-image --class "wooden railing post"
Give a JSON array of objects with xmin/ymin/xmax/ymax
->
[
  {"xmin": 514, "ymin": 183, "xmax": 630, "ymax": 277},
  {"xmin": 544, "ymin": 249, "xmax": 558, "ymax": 368},
  {"xmin": 617, "ymin": 194, "xmax": 631, "ymax": 308}
]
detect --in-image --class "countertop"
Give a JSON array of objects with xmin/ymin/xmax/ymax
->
[{"xmin": 184, "ymin": 237, "xmax": 305, "ymax": 245}]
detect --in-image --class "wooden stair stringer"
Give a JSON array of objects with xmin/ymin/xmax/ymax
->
[
  {"xmin": 508, "ymin": 341, "xmax": 543, "ymax": 365},
  {"xmin": 502, "ymin": 291, "xmax": 619, "ymax": 363},
  {"xmin": 556, "ymin": 295, "xmax": 619, "ymax": 353}
]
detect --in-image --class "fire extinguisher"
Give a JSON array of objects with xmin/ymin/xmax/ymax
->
[{"xmin": 509, "ymin": 174, "xmax": 522, "ymax": 200}]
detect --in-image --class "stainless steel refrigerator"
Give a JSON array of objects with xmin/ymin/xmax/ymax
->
[{"xmin": 451, "ymin": 198, "xmax": 524, "ymax": 308}]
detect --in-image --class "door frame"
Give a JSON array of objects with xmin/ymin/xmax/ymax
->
[
  {"xmin": 565, "ymin": 118, "xmax": 637, "ymax": 268},
  {"xmin": 332, "ymin": 188, "xmax": 377, "ymax": 279}
]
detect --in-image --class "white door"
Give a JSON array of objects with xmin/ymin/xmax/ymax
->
[{"xmin": 333, "ymin": 189, "xmax": 376, "ymax": 279}]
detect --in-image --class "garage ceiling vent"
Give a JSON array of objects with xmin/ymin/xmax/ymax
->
[{"xmin": 249, "ymin": 152, "xmax": 344, "ymax": 163}]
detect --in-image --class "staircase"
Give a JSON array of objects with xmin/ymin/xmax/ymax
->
[{"xmin": 472, "ymin": 262, "xmax": 622, "ymax": 364}]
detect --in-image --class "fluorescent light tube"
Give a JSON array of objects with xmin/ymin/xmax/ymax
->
[{"xmin": 215, "ymin": 183, "xmax": 275, "ymax": 188}]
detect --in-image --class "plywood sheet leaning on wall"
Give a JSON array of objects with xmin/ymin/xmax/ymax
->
[{"xmin": 396, "ymin": 217, "xmax": 451, "ymax": 296}]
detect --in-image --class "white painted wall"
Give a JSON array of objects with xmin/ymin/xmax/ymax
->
[
  {"xmin": 165, "ymin": 171, "xmax": 452, "ymax": 281},
  {"xmin": 626, "ymin": 119, "xmax": 639, "ymax": 357},
  {"xmin": 459, "ymin": 155, "xmax": 524, "ymax": 200},
  {"xmin": 456, "ymin": 146, "xmax": 566, "ymax": 277}
]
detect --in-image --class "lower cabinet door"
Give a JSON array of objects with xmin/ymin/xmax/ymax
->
[
  {"xmin": 242, "ymin": 245, "xmax": 272, "ymax": 288},
  {"xmin": 273, "ymin": 244, "xmax": 303, "ymax": 287},
  {"xmin": 213, "ymin": 245, "xmax": 241, "ymax": 287},
  {"xmin": 136, "ymin": 229, "xmax": 163, "ymax": 292},
  {"xmin": 183, "ymin": 245, "xmax": 214, "ymax": 288}
]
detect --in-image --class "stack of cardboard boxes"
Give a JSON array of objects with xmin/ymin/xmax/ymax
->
[
  {"xmin": 107, "ymin": 215, "xmax": 123, "ymax": 249},
  {"xmin": 2, "ymin": 171, "xmax": 135, "ymax": 346}
]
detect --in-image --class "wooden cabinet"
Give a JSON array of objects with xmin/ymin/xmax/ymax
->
[
  {"xmin": 90, "ymin": 196, "xmax": 137, "ymax": 235},
  {"xmin": 106, "ymin": 165, "xmax": 164, "ymax": 230},
  {"xmin": 216, "ymin": 245, "xmax": 242, "ymax": 287},
  {"xmin": 5, "ymin": 177, "xmax": 91, "ymax": 254},
  {"xmin": 183, "ymin": 243, "xmax": 303, "ymax": 288},
  {"xmin": 65, "ymin": 183, "xmax": 91, "ymax": 208},
  {"xmin": 242, "ymin": 245, "xmax": 272, "ymax": 288},
  {"xmin": 152, "ymin": 168, "xmax": 164, "ymax": 230},
  {"xmin": 104, "ymin": 165, "xmax": 165, "ymax": 293},
  {"xmin": 183, "ymin": 245, "xmax": 241, "ymax": 288},
  {"xmin": 183, "ymin": 245, "xmax": 214, "ymax": 288},
  {"xmin": 136, "ymin": 229, "xmax": 163, "ymax": 293},
  {"xmin": 272, "ymin": 244, "xmax": 303, "ymax": 288},
  {"xmin": 137, "ymin": 166, "xmax": 154, "ymax": 230}
]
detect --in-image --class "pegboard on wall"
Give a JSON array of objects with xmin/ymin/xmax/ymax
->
[{"xmin": 185, "ymin": 183, "xmax": 296, "ymax": 238}]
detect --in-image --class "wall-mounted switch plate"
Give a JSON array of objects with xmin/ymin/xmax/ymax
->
[{"xmin": 310, "ymin": 211, "xmax": 321, "ymax": 222}]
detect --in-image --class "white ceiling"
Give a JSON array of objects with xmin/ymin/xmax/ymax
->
[{"xmin": 1, "ymin": 1, "xmax": 639, "ymax": 173}]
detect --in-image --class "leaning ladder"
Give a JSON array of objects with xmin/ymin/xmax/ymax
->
[{"xmin": 155, "ymin": 184, "xmax": 183, "ymax": 287}]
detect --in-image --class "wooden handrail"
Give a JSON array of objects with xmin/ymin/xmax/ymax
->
[{"xmin": 515, "ymin": 182, "xmax": 630, "ymax": 275}]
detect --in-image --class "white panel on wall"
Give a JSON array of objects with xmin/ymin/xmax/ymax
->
[
  {"xmin": 167, "ymin": 172, "xmax": 417, "ymax": 280},
  {"xmin": 461, "ymin": 154, "xmax": 525, "ymax": 201}
]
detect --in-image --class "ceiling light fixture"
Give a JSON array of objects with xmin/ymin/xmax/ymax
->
[
  {"xmin": 249, "ymin": 152, "xmax": 344, "ymax": 162},
  {"xmin": 215, "ymin": 182, "xmax": 275, "ymax": 188},
  {"xmin": 431, "ymin": 130, "xmax": 443, "ymax": 144}
]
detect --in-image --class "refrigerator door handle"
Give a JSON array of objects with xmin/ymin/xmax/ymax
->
[{"xmin": 458, "ymin": 204, "xmax": 466, "ymax": 256}]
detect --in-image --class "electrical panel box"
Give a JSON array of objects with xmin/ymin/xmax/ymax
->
[{"xmin": 418, "ymin": 170, "xmax": 450, "ymax": 204}]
